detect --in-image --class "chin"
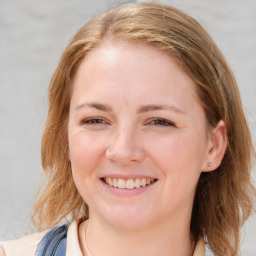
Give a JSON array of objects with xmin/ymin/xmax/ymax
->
[{"xmin": 100, "ymin": 207, "xmax": 152, "ymax": 230}]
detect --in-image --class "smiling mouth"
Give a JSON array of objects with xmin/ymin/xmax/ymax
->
[{"xmin": 101, "ymin": 177, "xmax": 158, "ymax": 189}]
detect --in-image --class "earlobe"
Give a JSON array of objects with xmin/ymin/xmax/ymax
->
[{"xmin": 203, "ymin": 120, "xmax": 227, "ymax": 172}]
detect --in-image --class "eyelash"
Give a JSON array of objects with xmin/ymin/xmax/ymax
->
[
  {"xmin": 147, "ymin": 118, "xmax": 175, "ymax": 127},
  {"xmin": 82, "ymin": 118, "xmax": 107, "ymax": 125},
  {"xmin": 82, "ymin": 117, "xmax": 175, "ymax": 127}
]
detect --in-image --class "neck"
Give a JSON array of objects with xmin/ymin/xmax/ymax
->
[{"xmin": 81, "ymin": 214, "xmax": 195, "ymax": 256}]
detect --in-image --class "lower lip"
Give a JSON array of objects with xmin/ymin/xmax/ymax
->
[{"xmin": 100, "ymin": 179, "xmax": 157, "ymax": 196}]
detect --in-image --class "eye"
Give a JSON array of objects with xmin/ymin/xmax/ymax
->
[
  {"xmin": 147, "ymin": 118, "xmax": 175, "ymax": 127},
  {"xmin": 82, "ymin": 117, "xmax": 108, "ymax": 125}
]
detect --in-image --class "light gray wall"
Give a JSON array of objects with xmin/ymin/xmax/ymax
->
[{"xmin": 1, "ymin": 0, "xmax": 255, "ymax": 254}]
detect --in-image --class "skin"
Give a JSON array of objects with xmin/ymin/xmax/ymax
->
[{"xmin": 68, "ymin": 42, "xmax": 227, "ymax": 256}]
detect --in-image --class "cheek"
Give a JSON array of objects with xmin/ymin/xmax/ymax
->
[
  {"xmin": 147, "ymin": 131, "xmax": 206, "ymax": 180},
  {"xmin": 69, "ymin": 133, "xmax": 105, "ymax": 178},
  {"xmin": 68, "ymin": 132, "xmax": 107, "ymax": 202}
]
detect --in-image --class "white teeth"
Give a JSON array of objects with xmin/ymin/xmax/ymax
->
[
  {"xmin": 113, "ymin": 178, "xmax": 118, "ymax": 188},
  {"xmin": 141, "ymin": 178, "xmax": 146, "ymax": 187},
  {"xmin": 104, "ymin": 177, "xmax": 156, "ymax": 189},
  {"xmin": 106, "ymin": 177, "xmax": 113, "ymax": 186},
  {"xmin": 126, "ymin": 179, "xmax": 135, "ymax": 189},
  {"xmin": 117, "ymin": 179, "xmax": 126, "ymax": 189},
  {"xmin": 134, "ymin": 178, "xmax": 141, "ymax": 188}
]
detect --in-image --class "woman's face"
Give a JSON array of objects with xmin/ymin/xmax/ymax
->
[{"xmin": 68, "ymin": 42, "xmax": 212, "ymax": 230}]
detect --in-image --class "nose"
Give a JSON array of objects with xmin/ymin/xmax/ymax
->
[{"xmin": 106, "ymin": 127, "xmax": 145, "ymax": 166}]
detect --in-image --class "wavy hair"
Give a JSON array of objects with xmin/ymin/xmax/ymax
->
[{"xmin": 32, "ymin": 2, "xmax": 255, "ymax": 255}]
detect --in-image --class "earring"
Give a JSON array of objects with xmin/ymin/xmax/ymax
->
[{"xmin": 208, "ymin": 162, "xmax": 212, "ymax": 167}]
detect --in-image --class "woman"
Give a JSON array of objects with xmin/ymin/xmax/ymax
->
[{"xmin": 0, "ymin": 2, "xmax": 255, "ymax": 256}]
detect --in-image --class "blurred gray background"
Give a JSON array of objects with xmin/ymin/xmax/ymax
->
[{"xmin": 0, "ymin": 0, "xmax": 255, "ymax": 254}]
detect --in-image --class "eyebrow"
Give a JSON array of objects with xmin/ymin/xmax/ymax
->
[
  {"xmin": 75, "ymin": 102, "xmax": 185, "ymax": 115},
  {"xmin": 75, "ymin": 102, "xmax": 112, "ymax": 112},
  {"xmin": 137, "ymin": 104, "xmax": 185, "ymax": 115}
]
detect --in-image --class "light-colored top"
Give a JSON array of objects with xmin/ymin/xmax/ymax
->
[{"xmin": 0, "ymin": 220, "xmax": 206, "ymax": 256}]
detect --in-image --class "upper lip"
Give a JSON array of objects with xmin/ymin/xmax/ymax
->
[{"xmin": 100, "ymin": 174, "xmax": 157, "ymax": 180}]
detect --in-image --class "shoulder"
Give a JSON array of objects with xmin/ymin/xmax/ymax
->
[
  {"xmin": 0, "ymin": 221, "xmax": 81, "ymax": 256},
  {"xmin": 0, "ymin": 230, "xmax": 48, "ymax": 256},
  {"xmin": 193, "ymin": 238, "xmax": 214, "ymax": 256},
  {"xmin": 193, "ymin": 237, "xmax": 205, "ymax": 256}
]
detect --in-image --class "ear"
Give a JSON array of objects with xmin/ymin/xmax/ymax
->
[{"xmin": 202, "ymin": 120, "xmax": 227, "ymax": 172}]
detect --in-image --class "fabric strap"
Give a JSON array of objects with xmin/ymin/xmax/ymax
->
[{"xmin": 35, "ymin": 224, "xmax": 68, "ymax": 256}]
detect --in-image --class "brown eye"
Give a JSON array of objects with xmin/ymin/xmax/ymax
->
[
  {"xmin": 148, "ymin": 118, "xmax": 175, "ymax": 127},
  {"xmin": 83, "ymin": 118, "xmax": 107, "ymax": 124}
]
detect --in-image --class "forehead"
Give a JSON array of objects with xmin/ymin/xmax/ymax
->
[{"xmin": 71, "ymin": 42, "xmax": 199, "ymax": 110}]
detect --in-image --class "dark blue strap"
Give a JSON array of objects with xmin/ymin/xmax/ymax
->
[{"xmin": 35, "ymin": 224, "xmax": 68, "ymax": 256}]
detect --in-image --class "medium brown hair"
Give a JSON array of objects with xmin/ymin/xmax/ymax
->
[{"xmin": 32, "ymin": 2, "xmax": 255, "ymax": 255}]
